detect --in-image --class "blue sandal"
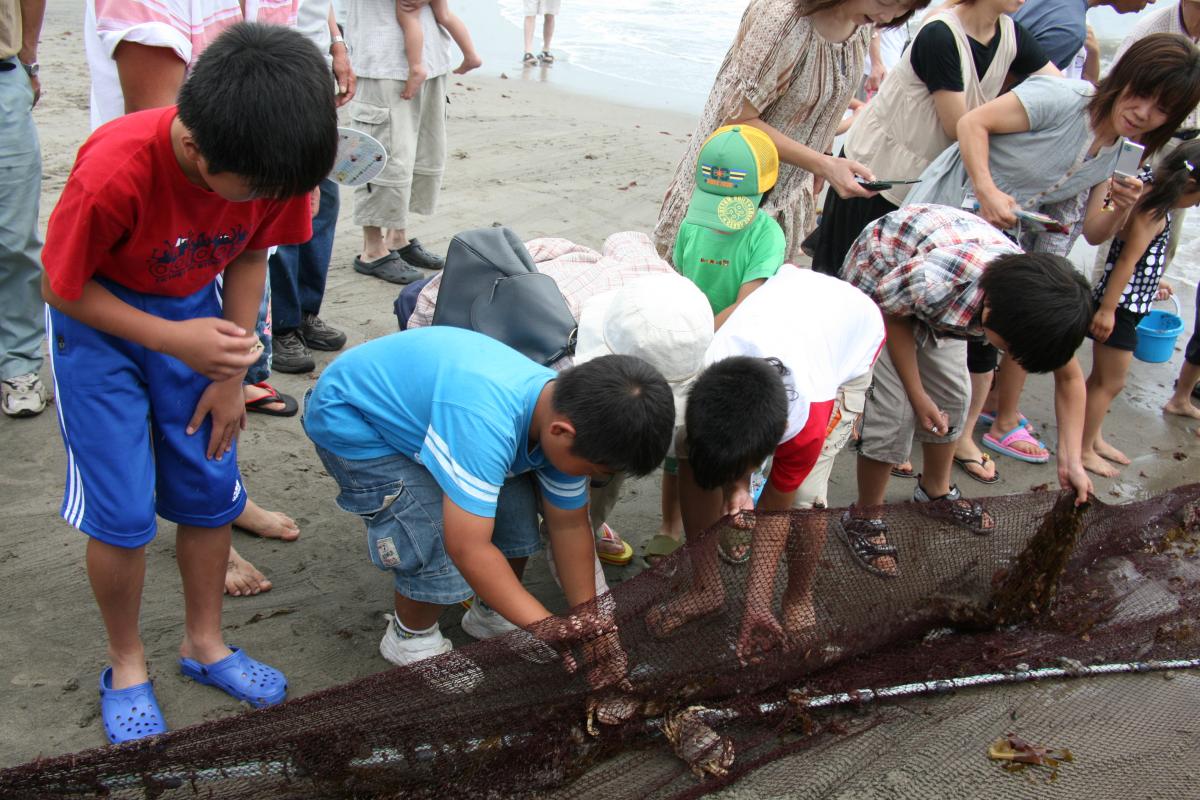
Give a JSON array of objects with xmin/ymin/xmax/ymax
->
[
  {"xmin": 178, "ymin": 647, "xmax": 287, "ymax": 708},
  {"xmin": 99, "ymin": 667, "xmax": 167, "ymax": 744}
]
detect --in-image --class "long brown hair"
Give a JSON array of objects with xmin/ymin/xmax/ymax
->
[
  {"xmin": 798, "ymin": 0, "xmax": 930, "ymax": 29},
  {"xmin": 1089, "ymin": 33, "xmax": 1200, "ymax": 158}
]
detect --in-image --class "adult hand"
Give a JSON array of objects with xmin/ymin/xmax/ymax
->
[
  {"xmin": 736, "ymin": 601, "xmax": 784, "ymax": 666},
  {"xmin": 866, "ymin": 59, "xmax": 886, "ymax": 94},
  {"xmin": 1089, "ymin": 307, "xmax": 1115, "ymax": 343},
  {"xmin": 28, "ymin": 73, "xmax": 41, "ymax": 107},
  {"xmin": 976, "ymin": 185, "xmax": 1019, "ymax": 229},
  {"xmin": 1107, "ymin": 174, "xmax": 1142, "ymax": 215},
  {"xmin": 164, "ymin": 318, "xmax": 260, "ymax": 382},
  {"xmin": 1059, "ymin": 460, "xmax": 1093, "ymax": 507},
  {"xmin": 187, "ymin": 378, "xmax": 247, "ymax": 460},
  {"xmin": 911, "ymin": 392, "xmax": 950, "ymax": 437},
  {"xmin": 821, "ymin": 154, "xmax": 876, "ymax": 199},
  {"xmin": 332, "ymin": 47, "xmax": 356, "ymax": 107}
]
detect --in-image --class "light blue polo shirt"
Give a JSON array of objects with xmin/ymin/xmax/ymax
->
[{"xmin": 304, "ymin": 327, "xmax": 588, "ymax": 517}]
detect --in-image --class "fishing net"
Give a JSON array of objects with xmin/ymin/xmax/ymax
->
[{"xmin": 3, "ymin": 484, "xmax": 1199, "ymax": 799}]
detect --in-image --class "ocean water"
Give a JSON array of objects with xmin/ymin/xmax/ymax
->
[{"xmin": 488, "ymin": 0, "xmax": 1197, "ymax": 286}]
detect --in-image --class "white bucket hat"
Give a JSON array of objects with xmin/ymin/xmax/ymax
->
[{"xmin": 575, "ymin": 273, "xmax": 714, "ymax": 426}]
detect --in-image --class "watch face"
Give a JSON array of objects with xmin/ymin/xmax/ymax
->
[{"xmin": 23, "ymin": 63, "xmax": 38, "ymax": 77}]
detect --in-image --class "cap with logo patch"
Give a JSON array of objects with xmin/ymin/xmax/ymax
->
[{"xmin": 684, "ymin": 124, "xmax": 779, "ymax": 234}]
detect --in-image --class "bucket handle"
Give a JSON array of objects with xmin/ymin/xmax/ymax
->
[{"xmin": 1156, "ymin": 293, "xmax": 1182, "ymax": 318}]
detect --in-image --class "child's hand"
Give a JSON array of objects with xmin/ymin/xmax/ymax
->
[
  {"xmin": 1059, "ymin": 459, "xmax": 1093, "ymax": 507},
  {"xmin": 736, "ymin": 601, "xmax": 784, "ymax": 666},
  {"xmin": 166, "ymin": 318, "xmax": 260, "ymax": 381},
  {"xmin": 581, "ymin": 630, "xmax": 633, "ymax": 693},
  {"xmin": 1156, "ymin": 281, "xmax": 1174, "ymax": 301},
  {"xmin": 1089, "ymin": 308, "xmax": 1115, "ymax": 342},
  {"xmin": 911, "ymin": 393, "xmax": 950, "ymax": 437},
  {"xmin": 186, "ymin": 378, "xmax": 248, "ymax": 460}
]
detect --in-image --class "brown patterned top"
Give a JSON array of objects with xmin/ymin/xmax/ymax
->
[{"xmin": 654, "ymin": 0, "xmax": 872, "ymax": 264}]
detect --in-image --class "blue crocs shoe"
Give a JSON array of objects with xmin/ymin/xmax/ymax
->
[
  {"xmin": 178, "ymin": 647, "xmax": 287, "ymax": 708},
  {"xmin": 99, "ymin": 667, "xmax": 167, "ymax": 745}
]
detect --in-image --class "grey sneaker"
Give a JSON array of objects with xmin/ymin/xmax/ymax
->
[
  {"xmin": 271, "ymin": 330, "xmax": 315, "ymax": 374},
  {"xmin": 300, "ymin": 313, "xmax": 346, "ymax": 352},
  {"xmin": 1, "ymin": 373, "xmax": 48, "ymax": 417}
]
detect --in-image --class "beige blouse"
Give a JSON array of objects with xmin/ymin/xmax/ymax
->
[{"xmin": 653, "ymin": 0, "xmax": 872, "ymax": 264}]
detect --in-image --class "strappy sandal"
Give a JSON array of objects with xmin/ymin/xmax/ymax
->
[
  {"xmin": 523, "ymin": 52, "xmax": 538, "ymax": 66},
  {"xmin": 913, "ymin": 480, "xmax": 995, "ymax": 536},
  {"xmin": 836, "ymin": 510, "xmax": 899, "ymax": 578},
  {"xmin": 538, "ymin": 50, "xmax": 554, "ymax": 64}
]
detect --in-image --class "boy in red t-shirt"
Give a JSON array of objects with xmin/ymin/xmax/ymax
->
[{"xmin": 41, "ymin": 23, "xmax": 337, "ymax": 745}]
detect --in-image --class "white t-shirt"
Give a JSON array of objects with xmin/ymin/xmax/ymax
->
[
  {"xmin": 344, "ymin": 0, "xmax": 452, "ymax": 81},
  {"xmin": 85, "ymin": 0, "xmax": 298, "ymax": 129},
  {"xmin": 704, "ymin": 265, "xmax": 885, "ymax": 441}
]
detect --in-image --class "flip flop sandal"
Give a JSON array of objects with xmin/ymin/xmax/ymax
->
[
  {"xmin": 718, "ymin": 529, "xmax": 752, "ymax": 565},
  {"xmin": 836, "ymin": 510, "xmax": 899, "ymax": 578},
  {"xmin": 977, "ymin": 411, "xmax": 1046, "ymax": 447},
  {"xmin": 953, "ymin": 453, "xmax": 1000, "ymax": 485},
  {"xmin": 244, "ymin": 381, "xmax": 298, "ymax": 417},
  {"xmin": 890, "ymin": 463, "xmax": 918, "ymax": 479},
  {"xmin": 982, "ymin": 425, "xmax": 1049, "ymax": 464},
  {"xmin": 913, "ymin": 482, "xmax": 995, "ymax": 536},
  {"xmin": 641, "ymin": 533, "xmax": 683, "ymax": 567},
  {"xmin": 595, "ymin": 522, "xmax": 634, "ymax": 566},
  {"xmin": 178, "ymin": 647, "xmax": 287, "ymax": 708},
  {"xmin": 99, "ymin": 667, "xmax": 167, "ymax": 744}
]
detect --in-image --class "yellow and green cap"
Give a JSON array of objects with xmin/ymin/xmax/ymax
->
[{"xmin": 683, "ymin": 124, "xmax": 779, "ymax": 233}]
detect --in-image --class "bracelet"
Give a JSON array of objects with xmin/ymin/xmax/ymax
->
[{"xmin": 329, "ymin": 34, "xmax": 345, "ymax": 53}]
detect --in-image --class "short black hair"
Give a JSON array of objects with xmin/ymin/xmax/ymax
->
[
  {"xmin": 177, "ymin": 22, "xmax": 338, "ymax": 198},
  {"xmin": 553, "ymin": 355, "xmax": 674, "ymax": 476},
  {"xmin": 685, "ymin": 357, "xmax": 788, "ymax": 491},
  {"xmin": 979, "ymin": 253, "xmax": 1091, "ymax": 374}
]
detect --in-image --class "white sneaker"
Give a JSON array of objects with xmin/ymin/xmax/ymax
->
[
  {"xmin": 1, "ymin": 373, "xmax": 47, "ymax": 417},
  {"xmin": 461, "ymin": 599, "xmax": 520, "ymax": 640},
  {"xmin": 379, "ymin": 614, "xmax": 451, "ymax": 667}
]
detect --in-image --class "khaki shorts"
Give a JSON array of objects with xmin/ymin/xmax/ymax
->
[
  {"xmin": 792, "ymin": 369, "xmax": 873, "ymax": 509},
  {"xmin": 857, "ymin": 335, "xmax": 969, "ymax": 466},
  {"xmin": 524, "ymin": 0, "xmax": 561, "ymax": 15},
  {"xmin": 348, "ymin": 74, "xmax": 447, "ymax": 230}
]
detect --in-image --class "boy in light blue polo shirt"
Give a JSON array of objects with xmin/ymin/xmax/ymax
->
[{"xmin": 304, "ymin": 327, "xmax": 674, "ymax": 675}]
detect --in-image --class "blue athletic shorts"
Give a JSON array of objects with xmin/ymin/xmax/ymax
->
[
  {"xmin": 46, "ymin": 278, "xmax": 248, "ymax": 548},
  {"xmin": 308, "ymin": 436, "xmax": 541, "ymax": 606}
]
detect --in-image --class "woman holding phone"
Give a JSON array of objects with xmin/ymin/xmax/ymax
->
[{"xmin": 904, "ymin": 33, "xmax": 1200, "ymax": 469}]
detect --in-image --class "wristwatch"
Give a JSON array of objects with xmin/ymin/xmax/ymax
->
[
  {"xmin": 20, "ymin": 61, "xmax": 38, "ymax": 77},
  {"xmin": 329, "ymin": 35, "xmax": 345, "ymax": 52}
]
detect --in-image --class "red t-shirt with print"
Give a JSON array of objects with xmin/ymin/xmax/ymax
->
[{"xmin": 44, "ymin": 106, "xmax": 312, "ymax": 301}]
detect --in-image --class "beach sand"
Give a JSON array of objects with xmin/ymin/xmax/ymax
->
[{"xmin": 2, "ymin": 0, "xmax": 1198, "ymax": 773}]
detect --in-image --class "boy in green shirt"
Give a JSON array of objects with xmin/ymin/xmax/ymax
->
[{"xmin": 672, "ymin": 124, "xmax": 786, "ymax": 329}]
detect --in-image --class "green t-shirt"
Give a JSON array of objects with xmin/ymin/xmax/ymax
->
[{"xmin": 671, "ymin": 212, "xmax": 787, "ymax": 315}]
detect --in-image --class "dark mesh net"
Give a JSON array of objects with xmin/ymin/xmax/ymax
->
[{"xmin": 3, "ymin": 485, "xmax": 1199, "ymax": 799}]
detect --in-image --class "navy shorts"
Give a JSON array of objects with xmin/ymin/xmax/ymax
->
[
  {"xmin": 46, "ymin": 279, "xmax": 247, "ymax": 548},
  {"xmin": 1089, "ymin": 305, "xmax": 1145, "ymax": 352},
  {"xmin": 309, "ymin": 440, "xmax": 541, "ymax": 605}
]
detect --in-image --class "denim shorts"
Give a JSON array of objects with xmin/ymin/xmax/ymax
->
[{"xmin": 311, "ymin": 443, "xmax": 541, "ymax": 605}]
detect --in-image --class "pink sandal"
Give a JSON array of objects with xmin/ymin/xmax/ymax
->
[{"xmin": 982, "ymin": 425, "xmax": 1049, "ymax": 464}]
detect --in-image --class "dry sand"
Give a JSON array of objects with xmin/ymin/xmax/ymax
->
[{"xmin": 2, "ymin": 0, "xmax": 1198, "ymax": 773}]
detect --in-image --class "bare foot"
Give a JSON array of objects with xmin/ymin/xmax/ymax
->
[
  {"xmin": 453, "ymin": 53, "xmax": 482, "ymax": 74},
  {"xmin": 401, "ymin": 64, "xmax": 428, "ymax": 100},
  {"xmin": 225, "ymin": 547, "xmax": 272, "ymax": 597},
  {"xmin": 645, "ymin": 586, "xmax": 725, "ymax": 638},
  {"xmin": 1094, "ymin": 436, "xmax": 1131, "ymax": 465},
  {"xmin": 780, "ymin": 593, "xmax": 817, "ymax": 643},
  {"xmin": 1082, "ymin": 449, "xmax": 1121, "ymax": 478},
  {"xmin": 1164, "ymin": 397, "xmax": 1200, "ymax": 420},
  {"xmin": 233, "ymin": 499, "xmax": 299, "ymax": 541}
]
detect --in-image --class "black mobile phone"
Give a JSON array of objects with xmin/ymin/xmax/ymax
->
[{"xmin": 857, "ymin": 178, "xmax": 920, "ymax": 191}]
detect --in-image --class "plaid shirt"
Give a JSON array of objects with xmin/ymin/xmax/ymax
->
[{"xmin": 842, "ymin": 204, "xmax": 1020, "ymax": 340}]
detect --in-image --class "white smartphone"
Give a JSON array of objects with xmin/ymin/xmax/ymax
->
[{"xmin": 1113, "ymin": 138, "xmax": 1145, "ymax": 180}]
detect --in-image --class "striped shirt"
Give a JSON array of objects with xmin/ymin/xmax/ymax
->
[{"xmin": 841, "ymin": 204, "xmax": 1020, "ymax": 340}]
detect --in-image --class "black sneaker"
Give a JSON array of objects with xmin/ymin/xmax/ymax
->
[
  {"xmin": 395, "ymin": 238, "xmax": 445, "ymax": 271},
  {"xmin": 300, "ymin": 313, "xmax": 346, "ymax": 352},
  {"xmin": 272, "ymin": 330, "xmax": 315, "ymax": 374}
]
